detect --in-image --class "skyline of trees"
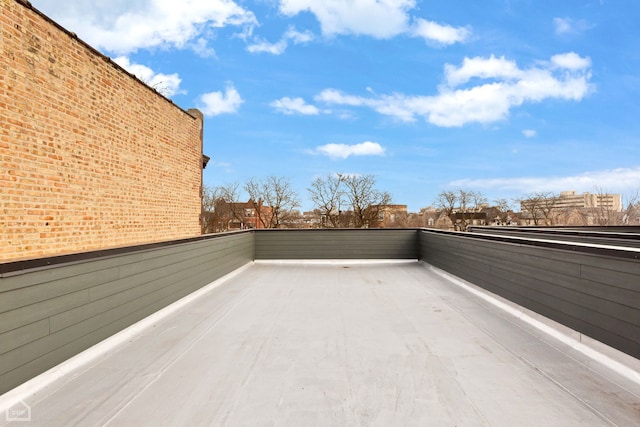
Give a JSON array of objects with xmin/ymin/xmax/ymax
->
[{"xmin": 202, "ymin": 176, "xmax": 640, "ymax": 231}]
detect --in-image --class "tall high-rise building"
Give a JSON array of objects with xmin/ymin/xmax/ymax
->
[{"xmin": 553, "ymin": 191, "xmax": 622, "ymax": 212}]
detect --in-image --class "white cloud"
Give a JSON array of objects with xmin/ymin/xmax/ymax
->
[
  {"xmin": 113, "ymin": 56, "xmax": 183, "ymax": 97},
  {"xmin": 315, "ymin": 89, "xmax": 420, "ymax": 121},
  {"xmin": 279, "ymin": 0, "xmax": 415, "ymax": 38},
  {"xmin": 270, "ymin": 97, "xmax": 320, "ymax": 115},
  {"xmin": 315, "ymin": 89, "xmax": 367, "ymax": 106},
  {"xmin": 200, "ymin": 83, "xmax": 243, "ymax": 116},
  {"xmin": 247, "ymin": 27, "xmax": 314, "ymax": 55},
  {"xmin": 315, "ymin": 52, "xmax": 593, "ymax": 127},
  {"xmin": 278, "ymin": 0, "xmax": 470, "ymax": 44},
  {"xmin": 553, "ymin": 18, "xmax": 573, "ymax": 35},
  {"xmin": 34, "ymin": 0, "xmax": 469, "ymax": 54},
  {"xmin": 285, "ymin": 27, "xmax": 314, "ymax": 44},
  {"xmin": 191, "ymin": 38, "xmax": 217, "ymax": 58},
  {"xmin": 412, "ymin": 18, "xmax": 471, "ymax": 45},
  {"xmin": 553, "ymin": 17, "xmax": 594, "ymax": 35},
  {"xmin": 448, "ymin": 166, "xmax": 640, "ymax": 196},
  {"xmin": 314, "ymin": 141, "xmax": 386, "ymax": 159},
  {"xmin": 522, "ymin": 129, "xmax": 537, "ymax": 138},
  {"xmin": 247, "ymin": 39, "xmax": 288, "ymax": 55},
  {"xmin": 444, "ymin": 55, "xmax": 522, "ymax": 87},
  {"xmin": 32, "ymin": 0, "xmax": 257, "ymax": 54},
  {"xmin": 550, "ymin": 52, "xmax": 591, "ymax": 70}
]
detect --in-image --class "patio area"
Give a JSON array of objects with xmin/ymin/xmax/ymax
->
[{"xmin": 3, "ymin": 260, "xmax": 639, "ymax": 426}]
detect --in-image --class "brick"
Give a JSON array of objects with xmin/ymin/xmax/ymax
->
[{"xmin": 1, "ymin": 0, "xmax": 203, "ymax": 262}]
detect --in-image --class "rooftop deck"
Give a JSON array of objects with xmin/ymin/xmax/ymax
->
[{"xmin": 3, "ymin": 260, "xmax": 638, "ymax": 426}]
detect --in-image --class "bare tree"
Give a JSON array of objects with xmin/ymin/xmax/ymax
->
[
  {"xmin": 201, "ymin": 183, "xmax": 246, "ymax": 233},
  {"xmin": 201, "ymin": 184, "xmax": 223, "ymax": 234},
  {"xmin": 456, "ymin": 190, "xmax": 474, "ymax": 230},
  {"xmin": 217, "ymin": 182, "xmax": 249, "ymax": 229},
  {"xmin": 245, "ymin": 176, "xmax": 301, "ymax": 228},
  {"xmin": 434, "ymin": 189, "xmax": 487, "ymax": 231},
  {"xmin": 308, "ymin": 173, "xmax": 391, "ymax": 228},
  {"xmin": 622, "ymin": 189, "xmax": 640, "ymax": 225},
  {"xmin": 308, "ymin": 175, "xmax": 347, "ymax": 228},
  {"xmin": 518, "ymin": 192, "xmax": 557, "ymax": 226},
  {"xmin": 436, "ymin": 191, "xmax": 457, "ymax": 218},
  {"xmin": 584, "ymin": 186, "xmax": 634, "ymax": 226},
  {"xmin": 585, "ymin": 187, "xmax": 616, "ymax": 225},
  {"xmin": 538, "ymin": 192, "xmax": 558, "ymax": 225},
  {"xmin": 493, "ymin": 198, "xmax": 512, "ymax": 225},
  {"xmin": 519, "ymin": 196, "xmax": 541, "ymax": 225},
  {"xmin": 339, "ymin": 173, "xmax": 392, "ymax": 228},
  {"xmin": 458, "ymin": 190, "xmax": 487, "ymax": 231},
  {"xmin": 470, "ymin": 191, "xmax": 488, "ymax": 210}
]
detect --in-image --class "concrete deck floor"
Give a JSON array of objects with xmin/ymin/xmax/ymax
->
[{"xmin": 2, "ymin": 260, "xmax": 639, "ymax": 426}]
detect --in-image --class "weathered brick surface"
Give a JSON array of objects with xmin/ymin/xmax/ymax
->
[{"xmin": 1, "ymin": 0, "xmax": 203, "ymax": 261}]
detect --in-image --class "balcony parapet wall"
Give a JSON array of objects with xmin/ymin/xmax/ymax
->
[
  {"xmin": 0, "ymin": 231, "xmax": 253, "ymax": 394},
  {"xmin": 419, "ymin": 229, "xmax": 640, "ymax": 360},
  {"xmin": 1, "ymin": 228, "xmax": 638, "ymax": 395}
]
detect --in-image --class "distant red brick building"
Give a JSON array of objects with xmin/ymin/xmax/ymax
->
[
  {"xmin": 202, "ymin": 199, "xmax": 274, "ymax": 232},
  {"xmin": 369, "ymin": 204, "xmax": 408, "ymax": 228},
  {"xmin": 223, "ymin": 199, "xmax": 273, "ymax": 230}
]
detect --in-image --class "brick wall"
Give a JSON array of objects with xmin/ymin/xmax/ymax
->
[{"xmin": 1, "ymin": 0, "xmax": 204, "ymax": 261}]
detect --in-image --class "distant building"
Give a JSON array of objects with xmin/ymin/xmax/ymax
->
[
  {"xmin": 210, "ymin": 199, "xmax": 272, "ymax": 231},
  {"xmin": 449, "ymin": 212, "xmax": 487, "ymax": 231},
  {"xmin": 518, "ymin": 190, "xmax": 624, "ymax": 226},
  {"xmin": 555, "ymin": 191, "xmax": 622, "ymax": 211},
  {"xmin": 521, "ymin": 191, "xmax": 622, "ymax": 213},
  {"xmin": 370, "ymin": 204, "xmax": 408, "ymax": 228}
]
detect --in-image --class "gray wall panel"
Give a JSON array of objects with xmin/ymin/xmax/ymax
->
[
  {"xmin": 2, "ymin": 227, "xmax": 638, "ymax": 394},
  {"xmin": 426, "ymin": 248, "xmax": 640, "ymax": 356},
  {"xmin": 0, "ymin": 231, "xmax": 253, "ymax": 395},
  {"xmin": 0, "ymin": 267, "xmax": 119, "ymax": 314},
  {"xmin": 255, "ymin": 229, "xmax": 418, "ymax": 260},
  {"xmin": 425, "ymin": 236, "xmax": 639, "ymax": 311},
  {"xmin": 419, "ymin": 230, "xmax": 640, "ymax": 359},
  {"xmin": 581, "ymin": 264, "xmax": 640, "ymax": 290},
  {"xmin": 0, "ymin": 320, "xmax": 49, "ymax": 356},
  {"xmin": 0, "ymin": 290, "xmax": 89, "ymax": 335},
  {"xmin": 489, "ymin": 256, "xmax": 639, "ymax": 310},
  {"xmin": 461, "ymin": 267, "xmax": 640, "ymax": 358}
]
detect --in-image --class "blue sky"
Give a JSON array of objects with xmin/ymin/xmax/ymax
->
[{"xmin": 32, "ymin": 0, "xmax": 640, "ymax": 212}]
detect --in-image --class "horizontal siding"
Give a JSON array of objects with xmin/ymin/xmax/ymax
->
[
  {"xmin": 467, "ymin": 226, "xmax": 640, "ymax": 249},
  {"xmin": 255, "ymin": 229, "xmax": 418, "ymax": 260},
  {"xmin": 419, "ymin": 230, "xmax": 640, "ymax": 359},
  {"xmin": 3, "ymin": 227, "xmax": 638, "ymax": 395},
  {"xmin": 0, "ymin": 232, "xmax": 253, "ymax": 394}
]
